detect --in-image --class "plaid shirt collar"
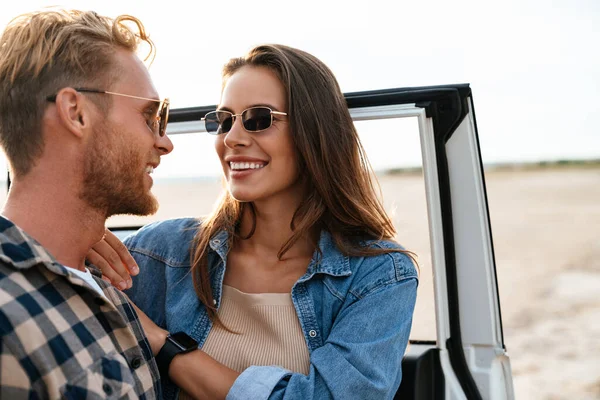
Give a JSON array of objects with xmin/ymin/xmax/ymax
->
[{"xmin": 0, "ymin": 215, "xmax": 104, "ymax": 279}]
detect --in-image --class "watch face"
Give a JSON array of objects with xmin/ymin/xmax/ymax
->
[{"xmin": 170, "ymin": 332, "xmax": 198, "ymax": 351}]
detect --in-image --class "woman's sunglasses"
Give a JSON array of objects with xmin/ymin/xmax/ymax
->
[{"xmin": 202, "ymin": 106, "xmax": 288, "ymax": 135}]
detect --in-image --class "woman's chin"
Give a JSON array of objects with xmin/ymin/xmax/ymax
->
[{"xmin": 228, "ymin": 188, "xmax": 258, "ymax": 203}]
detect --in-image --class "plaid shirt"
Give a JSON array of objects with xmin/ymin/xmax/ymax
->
[{"xmin": 0, "ymin": 217, "xmax": 161, "ymax": 399}]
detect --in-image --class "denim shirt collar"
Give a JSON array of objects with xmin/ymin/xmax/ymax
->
[{"xmin": 208, "ymin": 229, "xmax": 352, "ymax": 279}]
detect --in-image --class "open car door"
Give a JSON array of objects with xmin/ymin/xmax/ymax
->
[{"xmin": 108, "ymin": 84, "xmax": 515, "ymax": 399}]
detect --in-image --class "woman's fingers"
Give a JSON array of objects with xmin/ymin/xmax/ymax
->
[
  {"xmin": 88, "ymin": 247, "xmax": 130, "ymax": 290},
  {"xmin": 103, "ymin": 228, "xmax": 139, "ymax": 276},
  {"xmin": 90, "ymin": 233, "xmax": 135, "ymax": 289},
  {"xmin": 86, "ymin": 229, "xmax": 140, "ymax": 290}
]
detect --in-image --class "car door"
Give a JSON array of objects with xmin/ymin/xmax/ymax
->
[{"xmin": 105, "ymin": 84, "xmax": 515, "ymax": 400}]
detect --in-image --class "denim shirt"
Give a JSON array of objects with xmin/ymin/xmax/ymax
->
[{"xmin": 124, "ymin": 218, "xmax": 418, "ymax": 400}]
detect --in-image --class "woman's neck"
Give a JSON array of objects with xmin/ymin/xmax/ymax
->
[{"xmin": 237, "ymin": 200, "xmax": 317, "ymax": 260}]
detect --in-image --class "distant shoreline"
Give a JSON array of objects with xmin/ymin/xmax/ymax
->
[
  {"xmin": 382, "ymin": 158, "xmax": 600, "ymax": 175},
  {"xmin": 1, "ymin": 159, "xmax": 598, "ymax": 184}
]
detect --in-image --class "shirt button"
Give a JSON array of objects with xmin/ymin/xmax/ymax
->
[
  {"xmin": 102, "ymin": 383, "xmax": 113, "ymax": 395},
  {"xmin": 131, "ymin": 356, "xmax": 142, "ymax": 369},
  {"xmin": 212, "ymin": 239, "xmax": 221, "ymax": 245},
  {"xmin": 213, "ymin": 299, "xmax": 217, "ymax": 305},
  {"xmin": 309, "ymin": 330, "xmax": 317, "ymax": 338}
]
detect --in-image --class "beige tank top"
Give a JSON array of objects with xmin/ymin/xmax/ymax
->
[
  {"xmin": 202, "ymin": 284, "xmax": 310, "ymax": 374},
  {"xmin": 179, "ymin": 285, "xmax": 310, "ymax": 399}
]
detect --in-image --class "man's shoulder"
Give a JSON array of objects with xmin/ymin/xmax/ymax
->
[
  {"xmin": 0, "ymin": 262, "xmax": 71, "ymax": 365},
  {"xmin": 0, "ymin": 260, "xmax": 50, "ymax": 302},
  {"xmin": 0, "ymin": 261, "xmax": 22, "ymax": 306},
  {"xmin": 0, "ymin": 217, "xmax": 59, "ymax": 272}
]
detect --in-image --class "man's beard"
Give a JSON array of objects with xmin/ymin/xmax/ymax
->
[{"xmin": 79, "ymin": 121, "xmax": 158, "ymax": 218}]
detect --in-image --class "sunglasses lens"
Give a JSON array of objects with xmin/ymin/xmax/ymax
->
[
  {"xmin": 204, "ymin": 108, "xmax": 278, "ymax": 134},
  {"xmin": 220, "ymin": 115, "xmax": 233, "ymax": 133},
  {"xmin": 159, "ymin": 101, "xmax": 169, "ymax": 137},
  {"xmin": 204, "ymin": 111, "xmax": 229, "ymax": 134},
  {"xmin": 203, "ymin": 112, "xmax": 218, "ymax": 134},
  {"xmin": 242, "ymin": 107, "xmax": 272, "ymax": 132}
]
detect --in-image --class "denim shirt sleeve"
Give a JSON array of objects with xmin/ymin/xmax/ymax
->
[
  {"xmin": 122, "ymin": 218, "xmax": 202, "ymax": 400},
  {"xmin": 226, "ymin": 275, "xmax": 418, "ymax": 400}
]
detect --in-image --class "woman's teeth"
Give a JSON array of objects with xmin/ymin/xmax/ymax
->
[
  {"xmin": 230, "ymin": 162, "xmax": 265, "ymax": 170},
  {"xmin": 145, "ymin": 166, "xmax": 154, "ymax": 174}
]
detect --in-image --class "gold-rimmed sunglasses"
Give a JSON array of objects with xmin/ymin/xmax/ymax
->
[
  {"xmin": 202, "ymin": 106, "xmax": 287, "ymax": 135},
  {"xmin": 46, "ymin": 88, "xmax": 170, "ymax": 137}
]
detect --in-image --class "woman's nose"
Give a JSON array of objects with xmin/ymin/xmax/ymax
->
[{"xmin": 223, "ymin": 117, "xmax": 251, "ymax": 148}]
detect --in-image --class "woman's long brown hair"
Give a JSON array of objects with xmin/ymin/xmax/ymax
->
[{"xmin": 192, "ymin": 44, "xmax": 414, "ymax": 326}]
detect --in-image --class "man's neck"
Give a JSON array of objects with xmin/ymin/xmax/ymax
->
[{"xmin": 2, "ymin": 181, "xmax": 106, "ymax": 271}]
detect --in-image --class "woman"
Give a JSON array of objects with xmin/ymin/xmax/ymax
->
[{"xmin": 92, "ymin": 44, "xmax": 418, "ymax": 399}]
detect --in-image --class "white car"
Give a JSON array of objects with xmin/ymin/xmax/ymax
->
[{"xmin": 111, "ymin": 84, "xmax": 516, "ymax": 400}]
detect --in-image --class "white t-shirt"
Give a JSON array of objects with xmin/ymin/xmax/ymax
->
[{"xmin": 64, "ymin": 266, "xmax": 109, "ymax": 301}]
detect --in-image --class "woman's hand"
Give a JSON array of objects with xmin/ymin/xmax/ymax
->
[{"xmin": 87, "ymin": 228, "xmax": 139, "ymax": 290}]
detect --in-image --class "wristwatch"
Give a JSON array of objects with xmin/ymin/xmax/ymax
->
[{"xmin": 155, "ymin": 331, "xmax": 198, "ymax": 377}]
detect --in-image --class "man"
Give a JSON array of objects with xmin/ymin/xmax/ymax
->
[{"xmin": 0, "ymin": 9, "xmax": 173, "ymax": 399}]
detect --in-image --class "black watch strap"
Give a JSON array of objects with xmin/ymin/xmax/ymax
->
[{"xmin": 155, "ymin": 332, "xmax": 198, "ymax": 377}]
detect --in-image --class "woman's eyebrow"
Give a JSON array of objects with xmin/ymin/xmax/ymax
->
[
  {"xmin": 252, "ymin": 103, "xmax": 281, "ymax": 110},
  {"xmin": 217, "ymin": 103, "xmax": 283, "ymax": 113}
]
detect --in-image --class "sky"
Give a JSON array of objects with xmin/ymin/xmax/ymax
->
[{"xmin": 1, "ymin": 0, "xmax": 599, "ymax": 178}]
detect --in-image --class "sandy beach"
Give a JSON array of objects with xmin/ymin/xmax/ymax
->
[
  {"xmin": 484, "ymin": 167, "xmax": 600, "ymax": 399},
  {"xmin": 379, "ymin": 166, "xmax": 599, "ymax": 399},
  {"xmin": 69, "ymin": 166, "xmax": 600, "ymax": 398}
]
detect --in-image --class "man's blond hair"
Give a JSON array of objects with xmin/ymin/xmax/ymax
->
[{"xmin": 0, "ymin": 9, "xmax": 155, "ymax": 177}]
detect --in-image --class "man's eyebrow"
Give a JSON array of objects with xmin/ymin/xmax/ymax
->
[{"xmin": 143, "ymin": 100, "xmax": 160, "ymax": 112}]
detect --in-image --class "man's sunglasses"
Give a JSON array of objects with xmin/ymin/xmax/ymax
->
[
  {"xmin": 202, "ymin": 106, "xmax": 288, "ymax": 135},
  {"xmin": 47, "ymin": 88, "xmax": 170, "ymax": 137}
]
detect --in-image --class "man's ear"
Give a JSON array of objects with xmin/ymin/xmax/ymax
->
[{"xmin": 54, "ymin": 88, "xmax": 91, "ymax": 139}]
